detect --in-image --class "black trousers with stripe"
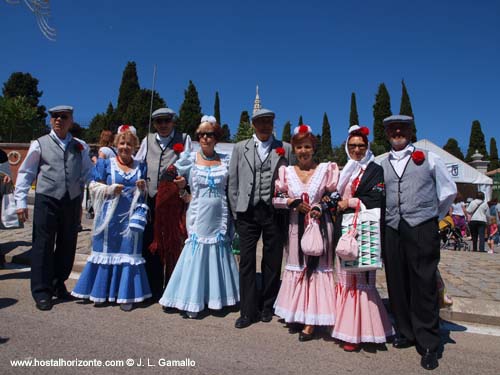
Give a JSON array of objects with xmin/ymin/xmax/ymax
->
[{"xmin": 384, "ymin": 217, "xmax": 441, "ymax": 352}]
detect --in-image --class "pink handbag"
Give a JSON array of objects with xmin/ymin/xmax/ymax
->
[
  {"xmin": 301, "ymin": 218, "xmax": 324, "ymax": 256},
  {"xmin": 336, "ymin": 201, "xmax": 360, "ymax": 261}
]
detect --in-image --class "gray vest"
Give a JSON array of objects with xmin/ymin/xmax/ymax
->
[
  {"xmin": 36, "ymin": 134, "xmax": 83, "ymax": 200},
  {"xmin": 145, "ymin": 131, "xmax": 185, "ymax": 197},
  {"xmin": 252, "ymin": 146, "xmax": 273, "ymax": 206},
  {"xmin": 382, "ymin": 150, "xmax": 438, "ymax": 229}
]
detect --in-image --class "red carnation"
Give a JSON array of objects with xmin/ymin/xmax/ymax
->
[
  {"xmin": 75, "ymin": 142, "xmax": 84, "ymax": 152},
  {"xmin": 359, "ymin": 126, "xmax": 370, "ymax": 136},
  {"xmin": 173, "ymin": 143, "xmax": 184, "ymax": 153},
  {"xmin": 120, "ymin": 124, "xmax": 130, "ymax": 132},
  {"xmin": 276, "ymin": 147, "xmax": 286, "ymax": 157},
  {"xmin": 298, "ymin": 125, "xmax": 309, "ymax": 134},
  {"xmin": 411, "ymin": 150, "xmax": 425, "ymax": 165}
]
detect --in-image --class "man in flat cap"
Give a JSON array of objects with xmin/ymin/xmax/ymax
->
[
  {"xmin": 136, "ymin": 107, "xmax": 192, "ymax": 302},
  {"xmin": 15, "ymin": 105, "xmax": 93, "ymax": 311},
  {"xmin": 380, "ymin": 115, "xmax": 456, "ymax": 370},
  {"xmin": 228, "ymin": 108, "xmax": 293, "ymax": 328}
]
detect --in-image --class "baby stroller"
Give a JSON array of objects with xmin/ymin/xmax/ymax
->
[{"xmin": 439, "ymin": 215, "xmax": 469, "ymax": 251}]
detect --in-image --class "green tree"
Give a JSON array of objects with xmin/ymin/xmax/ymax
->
[
  {"xmin": 318, "ymin": 113, "xmax": 334, "ymax": 162},
  {"xmin": 443, "ymin": 138, "xmax": 465, "ymax": 161},
  {"xmin": 123, "ymin": 89, "xmax": 166, "ymax": 140},
  {"xmin": 488, "ymin": 137, "xmax": 499, "ymax": 171},
  {"xmin": 282, "ymin": 120, "xmax": 291, "ymax": 142},
  {"xmin": 221, "ymin": 124, "xmax": 231, "ymax": 142},
  {"xmin": 399, "ymin": 79, "xmax": 417, "ymax": 142},
  {"xmin": 178, "ymin": 80, "xmax": 202, "ymax": 138},
  {"xmin": 234, "ymin": 110, "xmax": 253, "ymax": 142},
  {"xmin": 0, "ymin": 96, "xmax": 39, "ymax": 142},
  {"xmin": 2, "ymin": 72, "xmax": 47, "ymax": 124},
  {"xmin": 372, "ymin": 83, "xmax": 392, "ymax": 154},
  {"xmin": 214, "ymin": 91, "xmax": 221, "ymax": 125},
  {"xmin": 116, "ymin": 61, "xmax": 140, "ymax": 121},
  {"xmin": 86, "ymin": 102, "xmax": 120, "ymax": 143},
  {"xmin": 465, "ymin": 120, "xmax": 488, "ymax": 161},
  {"xmin": 332, "ymin": 143, "xmax": 348, "ymax": 167},
  {"xmin": 298, "ymin": 115, "xmax": 303, "ymax": 126},
  {"xmin": 349, "ymin": 92, "xmax": 359, "ymax": 127}
]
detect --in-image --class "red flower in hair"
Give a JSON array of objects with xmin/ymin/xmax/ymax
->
[
  {"xmin": 75, "ymin": 142, "xmax": 84, "ymax": 152},
  {"xmin": 411, "ymin": 150, "xmax": 425, "ymax": 165},
  {"xmin": 275, "ymin": 147, "xmax": 286, "ymax": 157},
  {"xmin": 298, "ymin": 125, "xmax": 309, "ymax": 134},
  {"xmin": 359, "ymin": 126, "xmax": 370, "ymax": 136},
  {"xmin": 173, "ymin": 143, "xmax": 184, "ymax": 154},
  {"xmin": 120, "ymin": 125, "xmax": 130, "ymax": 132}
]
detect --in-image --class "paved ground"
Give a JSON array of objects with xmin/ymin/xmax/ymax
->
[{"xmin": 2, "ymin": 206, "xmax": 500, "ymax": 326}]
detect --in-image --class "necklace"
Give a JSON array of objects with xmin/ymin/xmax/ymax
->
[
  {"xmin": 116, "ymin": 156, "xmax": 133, "ymax": 167},
  {"xmin": 199, "ymin": 151, "xmax": 217, "ymax": 161}
]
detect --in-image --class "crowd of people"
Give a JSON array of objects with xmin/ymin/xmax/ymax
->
[{"xmin": 19, "ymin": 103, "xmax": 499, "ymax": 370}]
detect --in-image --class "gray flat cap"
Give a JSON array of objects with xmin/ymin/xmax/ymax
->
[
  {"xmin": 152, "ymin": 107, "xmax": 176, "ymax": 120},
  {"xmin": 383, "ymin": 115, "xmax": 414, "ymax": 127},
  {"xmin": 48, "ymin": 105, "xmax": 73, "ymax": 114},
  {"xmin": 252, "ymin": 108, "xmax": 275, "ymax": 121}
]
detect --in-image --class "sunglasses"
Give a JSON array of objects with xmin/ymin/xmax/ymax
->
[
  {"xmin": 197, "ymin": 132, "xmax": 216, "ymax": 139},
  {"xmin": 155, "ymin": 117, "xmax": 174, "ymax": 124},
  {"xmin": 51, "ymin": 113, "xmax": 69, "ymax": 120},
  {"xmin": 347, "ymin": 143, "xmax": 367, "ymax": 150}
]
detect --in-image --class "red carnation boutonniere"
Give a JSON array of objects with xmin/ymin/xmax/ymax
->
[
  {"xmin": 173, "ymin": 143, "xmax": 184, "ymax": 154},
  {"xmin": 411, "ymin": 150, "xmax": 425, "ymax": 165},
  {"xmin": 75, "ymin": 142, "xmax": 84, "ymax": 152},
  {"xmin": 275, "ymin": 147, "xmax": 286, "ymax": 157}
]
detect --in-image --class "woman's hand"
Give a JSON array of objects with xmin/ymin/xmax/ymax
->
[
  {"xmin": 174, "ymin": 176, "xmax": 186, "ymax": 189},
  {"xmin": 296, "ymin": 202, "xmax": 311, "ymax": 214},
  {"xmin": 310, "ymin": 207, "xmax": 322, "ymax": 219},
  {"xmin": 112, "ymin": 184, "xmax": 124, "ymax": 196},
  {"xmin": 337, "ymin": 199, "xmax": 349, "ymax": 212},
  {"xmin": 136, "ymin": 179, "xmax": 146, "ymax": 191},
  {"xmin": 3, "ymin": 175, "xmax": 11, "ymax": 184},
  {"xmin": 16, "ymin": 208, "xmax": 28, "ymax": 223}
]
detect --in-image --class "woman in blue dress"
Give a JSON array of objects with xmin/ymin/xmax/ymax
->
[
  {"xmin": 72, "ymin": 130, "xmax": 151, "ymax": 311},
  {"xmin": 159, "ymin": 116, "xmax": 240, "ymax": 318}
]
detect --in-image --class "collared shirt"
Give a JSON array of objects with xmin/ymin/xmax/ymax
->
[
  {"xmin": 14, "ymin": 130, "xmax": 93, "ymax": 210},
  {"xmin": 135, "ymin": 130, "xmax": 192, "ymax": 162},
  {"xmin": 253, "ymin": 134, "xmax": 273, "ymax": 161},
  {"xmin": 388, "ymin": 143, "xmax": 457, "ymax": 219}
]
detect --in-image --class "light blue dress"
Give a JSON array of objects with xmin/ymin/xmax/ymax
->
[
  {"xmin": 159, "ymin": 152, "xmax": 240, "ymax": 313},
  {"xmin": 72, "ymin": 158, "xmax": 152, "ymax": 303}
]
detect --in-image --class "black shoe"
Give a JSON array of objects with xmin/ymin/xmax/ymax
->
[
  {"xmin": 421, "ymin": 350, "xmax": 439, "ymax": 370},
  {"xmin": 55, "ymin": 284, "xmax": 75, "ymax": 301},
  {"xmin": 287, "ymin": 323, "xmax": 304, "ymax": 334},
  {"xmin": 35, "ymin": 298, "xmax": 53, "ymax": 311},
  {"xmin": 235, "ymin": 315, "xmax": 258, "ymax": 329},
  {"xmin": 120, "ymin": 303, "xmax": 133, "ymax": 312},
  {"xmin": 392, "ymin": 335, "xmax": 415, "ymax": 349},
  {"xmin": 298, "ymin": 331, "xmax": 314, "ymax": 342},
  {"xmin": 261, "ymin": 310, "xmax": 274, "ymax": 323}
]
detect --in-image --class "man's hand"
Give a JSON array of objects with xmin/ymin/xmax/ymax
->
[
  {"xmin": 16, "ymin": 208, "xmax": 29, "ymax": 223},
  {"xmin": 136, "ymin": 179, "xmax": 146, "ymax": 191}
]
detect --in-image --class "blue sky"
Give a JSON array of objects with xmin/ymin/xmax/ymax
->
[{"xmin": 1, "ymin": 0, "xmax": 499, "ymax": 152}]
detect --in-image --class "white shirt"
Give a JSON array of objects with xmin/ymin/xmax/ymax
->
[
  {"xmin": 450, "ymin": 202, "xmax": 466, "ymax": 216},
  {"xmin": 14, "ymin": 130, "xmax": 94, "ymax": 210},
  {"xmin": 135, "ymin": 131, "xmax": 192, "ymax": 162},
  {"xmin": 467, "ymin": 199, "xmax": 490, "ymax": 223},
  {"xmin": 253, "ymin": 134, "xmax": 273, "ymax": 161},
  {"xmin": 388, "ymin": 143, "xmax": 457, "ymax": 219}
]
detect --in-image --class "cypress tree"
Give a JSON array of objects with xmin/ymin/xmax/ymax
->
[
  {"xmin": 234, "ymin": 110, "xmax": 253, "ymax": 142},
  {"xmin": 221, "ymin": 124, "xmax": 231, "ymax": 142},
  {"xmin": 332, "ymin": 143, "xmax": 348, "ymax": 167},
  {"xmin": 214, "ymin": 91, "xmax": 221, "ymax": 125},
  {"xmin": 399, "ymin": 79, "xmax": 417, "ymax": 142},
  {"xmin": 349, "ymin": 92, "xmax": 359, "ymax": 127},
  {"xmin": 489, "ymin": 137, "xmax": 499, "ymax": 171},
  {"xmin": 123, "ymin": 89, "xmax": 166, "ymax": 139},
  {"xmin": 178, "ymin": 80, "xmax": 202, "ymax": 138},
  {"xmin": 116, "ymin": 61, "xmax": 140, "ymax": 120},
  {"xmin": 282, "ymin": 121, "xmax": 291, "ymax": 142},
  {"xmin": 443, "ymin": 138, "xmax": 465, "ymax": 161},
  {"xmin": 465, "ymin": 120, "xmax": 488, "ymax": 161},
  {"xmin": 298, "ymin": 115, "xmax": 303, "ymax": 126},
  {"xmin": 372, "ymin": 83, "xmax": 392, "ymax": 154},
  {"xmin": 319, "ymin": 113, "xmax": 333, "ymax": 162}
]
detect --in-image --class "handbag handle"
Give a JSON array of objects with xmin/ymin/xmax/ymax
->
[{"xmin": 351, "ymin": 199, "xmax": 361, "ymax": 231}]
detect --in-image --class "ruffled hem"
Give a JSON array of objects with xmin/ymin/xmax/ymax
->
[
  {"xmin": 86, "ymin": 252, "xmax": 146, "ymax": 265},
  {"xmin": 159, "ymin": 296, "xmax": 239, "ymax": 313},
  {"xmin": 274, "ymin": 269, "xmax": 336, "ymax": 325},
  {"xmin": 331, "ymin": 284, "xmax": 394, "ymax": 344},
  {"xmin": 71, "ymin": 292, "xmax": 152, "ymax": 304}
]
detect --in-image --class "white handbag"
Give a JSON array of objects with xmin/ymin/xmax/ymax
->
[{"xmin": 1, "ymin": 193, "xmax": 20, "ymax": 229}]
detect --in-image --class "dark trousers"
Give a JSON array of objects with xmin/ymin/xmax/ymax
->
[
  {"xmin": 469, "ymin": 220, "xmax": 486, "ymax": 252},
  {"xmin": 31, "ymin": 193, "xmax": 80, "ymax": 301},
  {"xmin": 384, "ymin": 218, "xmax": 441, "ymax": 352},
  {"xmin": 237, "ymin": 203, "xmax": 285, "ymax": 318},
  {"xmin": 142, "ymin": 195, "xmax": 165, "ymax": 301}
]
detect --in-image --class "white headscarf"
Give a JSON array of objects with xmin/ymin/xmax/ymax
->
[{"xmin": 337, "ymin": 125, "xmax": 374, "ymax": 196}]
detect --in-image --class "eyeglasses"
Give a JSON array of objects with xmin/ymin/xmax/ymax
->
[
  {"xmin": 347, "ymin": 143, "xmax": 367, "ymax": 150},
  {"xmin": 51, "ymin": 113, "xmax": 69, "ymax": 120},
  {"xmin": 198, "ymin": 132, "xmax": 216, "ymax": 139}
]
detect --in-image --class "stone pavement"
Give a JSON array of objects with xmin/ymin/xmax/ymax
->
[{"xmin": 2, "ymin": 206, "xmax": 500, "ymax": 326}]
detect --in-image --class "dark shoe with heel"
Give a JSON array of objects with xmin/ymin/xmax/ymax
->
[
  {"xmin": 298, "ymin": 331, "xmax": 314, "ymax": 342},
  {"xmin": 55, "ymin": 284, "xmax": 75, "ymax": 301}
]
